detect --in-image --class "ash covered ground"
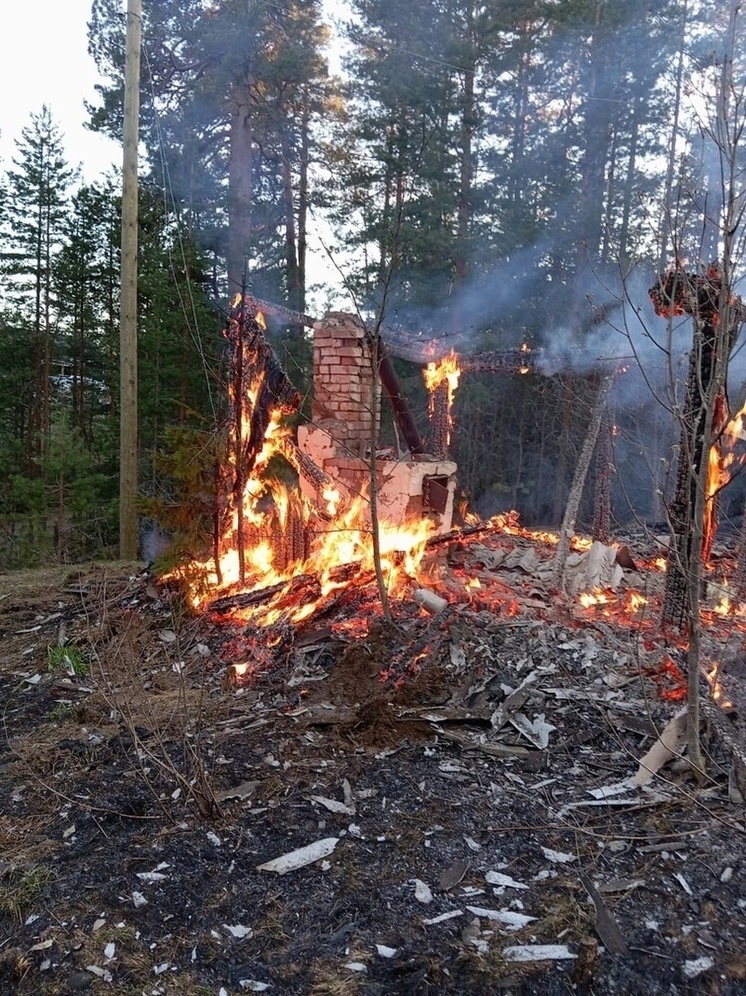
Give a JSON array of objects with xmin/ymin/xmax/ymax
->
[{"xmin": 1, "ymin": 529, "xmax": 745, "ymax": 996}]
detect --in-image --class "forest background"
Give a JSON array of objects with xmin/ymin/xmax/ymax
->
[{"xmin": 0, "ymin": 0, "xmax": 743, "ymax": 568}]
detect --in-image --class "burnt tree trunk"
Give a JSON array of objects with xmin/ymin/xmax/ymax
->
[
  {"xmin": 650, "ymin": 267, "xmax": 743, "ymax": 629},
  {"xmin": 592, "ymin": 409, "xmax": 612, "ymax": 544},
  {"xmin": 227, "ymin": 86, "xmax": 254, "ymax": 298}
]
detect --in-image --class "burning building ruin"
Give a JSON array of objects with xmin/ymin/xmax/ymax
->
[
  {"xmin": 297, "ymin": 313, "xmax": 459, "ymax": 534},
  {"xmin": 185, "ymin": 297, "xmax": 468, "ymax": 623}
]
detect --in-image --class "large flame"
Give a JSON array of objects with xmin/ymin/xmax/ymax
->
[
  {"xmin": 179, "ymin": 300, "xmax": 439, "ymax": 628},
  {"xmin": 721, "ymin": 396, "xmax": 746, "ymax": 486},
  {"xmin": 703, "ymin": 443, "xmax": 722, "ymax": 563}
]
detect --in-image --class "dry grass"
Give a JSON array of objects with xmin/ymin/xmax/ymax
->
[
  {"xmin": 2, "ymin": 563, "xmax": 228, "ymax": 822},
  {"xmin": 0, "ymin": 864, "xmax": 56, "ymax": 924},
  {"xmin": 0, "ymin": 814, "xmax": 58, "ymax": 865},
  {"xmin": 309, "ymin": 960, "xmax": 366, "ymax": 996},
  {"xmin": 535, "ymin": 889, "xmax": 596, "ymax": 941}
]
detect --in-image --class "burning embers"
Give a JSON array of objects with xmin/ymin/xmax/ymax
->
[{"xmin": 168, "ymin": 295, "xmax": 746, "ymax": 746}]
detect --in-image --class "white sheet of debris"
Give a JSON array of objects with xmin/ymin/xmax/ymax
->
[
  {"xmin": 485, "ymin": 870, "xmax": 529, "ymax": 891},
  {"xmin": 503, "ymin": 944, "xmax": 578, "ymax": 962},
  {"xmin": 256, "ymin": 837, "xmax": 339, "ymax": 874},
  {"xmin": 563, "ymin": 541, "xmax": 625, "ymax": 595},
  {"xmin": 465, "ymin": 906, "xmax": 536, "ymax": 929}
]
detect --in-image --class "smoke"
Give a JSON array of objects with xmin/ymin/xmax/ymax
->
[{"xmin": 139, "ymin": 520, "xmax": 173, "ymax": 566}]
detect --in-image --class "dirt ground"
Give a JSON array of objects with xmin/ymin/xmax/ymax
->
[{"xmin": 1, "ymin": 533, "xmax": 745, "ymax": 996}]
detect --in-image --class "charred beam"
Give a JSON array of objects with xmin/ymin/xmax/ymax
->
[
  {"xmin": 429, "ymin": 381, "xmax": 450, "ymax": 459},
  {"xmin": 366, "ymin": 331, "xmax": 426, "ymax": 456},
  {"xmin": 225, "ymin": 301, "xmax": 301, "ymax": 583},
  {"xmin": 206, "ymin": 562, "xmax": 372, "ymax": 614},
  {"xmin": 460, "ymin": 350, "xmax": 535, "ymax": 375},
  {"xmin": 239, "ymin": 292, "xmax": 317, "ymax": 329}
]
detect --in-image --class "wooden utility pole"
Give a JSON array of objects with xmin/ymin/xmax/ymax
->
[{"xmin": 119, "ymin": 0, "xmax": 142, "ymax": 559}]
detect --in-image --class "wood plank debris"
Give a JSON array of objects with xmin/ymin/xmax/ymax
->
[
  {"xmin": 634, "ymin": 707, "xmax": 688, "ymax": 786},
  {"xmin": 579, "ymin": 871, "xmax": 629, "ymax": 955}
]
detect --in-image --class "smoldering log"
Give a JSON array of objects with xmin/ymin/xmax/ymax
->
[
  {"xmin": 429, "ymin": 380, "xmax": 450, "ymax": 459},
  {"xmin": 459, "ymin": 350, "xmax": 536, "ymax": 375},
  {"xmin": 281, "ymin": 438, "xmax": 342, "ymax": 510},
  {"xmin": 425, "ymin": 511, "xmax": 521, "ymax": 548},
  {"xmin": 206, "ymin": 562, "xmax": 374, "ymax": 615},
  {"xmin": 382, "ymin": 335, "xmax": 538, "ymax": 375}
]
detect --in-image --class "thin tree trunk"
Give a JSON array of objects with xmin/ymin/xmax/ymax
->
[
  {"xmin": 658, "ymin": 1, "xmax": 688, "ymax": 269},
  {"xmin": 280, "ymin": 127, "xmax": 301, "ymax": 315},
  {"xmin": 227, "ymin": 85, "xmax": 254, "ymax": 297},
  {"xmin": 455, "ymin": 1, "xmax": 475, "ymax": 291},
  {"xmin": 552, "ymin": 372, "xmax": 613, "ymax": 588},
  {"xmin": 297, "ymin": 87, "xmax": 310, "ymax": 315}
]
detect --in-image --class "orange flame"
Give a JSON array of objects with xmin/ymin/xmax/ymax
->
[
  {"xmin": 706, "ymin": 661, "xmax": 733, "ymax": 710},
  {"xmin": 423, "ymin": 350, "xmax": 462, "ymax": 394},
  {"xmin": 424, "ymin": 351, "xmax": 462, "ymax": 449}
]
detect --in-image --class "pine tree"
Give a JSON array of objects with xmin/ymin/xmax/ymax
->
[
  {"xmin": 54, "ymin": 178, "xmax": 121, "ymax": 444},
  {"xmin": 0, "ymin": 106, "xmax": 77, "ymax": 473},
  {"xmin": 87, "ymin": 0, "xmax": 333, "ymax": 306}
]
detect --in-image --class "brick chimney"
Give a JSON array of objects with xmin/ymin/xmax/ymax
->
[{"xmin": 297, "ymin": 313, "xmax": 458, "ymax": 533}]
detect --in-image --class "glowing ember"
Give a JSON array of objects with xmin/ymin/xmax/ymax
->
[
  {"xmin": 517, "ymin": 343, "xmax": 531, "ymax": 374},
  {"xmin": 651, "ymin": 654, "xmax": 688, "ymax": 701}
]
